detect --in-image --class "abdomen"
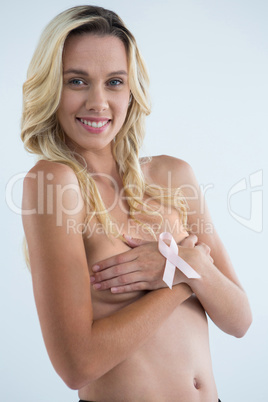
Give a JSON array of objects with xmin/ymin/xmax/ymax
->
[{"xmin": 79, "ymin": 296, "xmax": 218, "ymax": 401}]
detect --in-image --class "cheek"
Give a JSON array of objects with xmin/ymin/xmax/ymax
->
[
  {"xmin": 57, "ymin": 91, "xmax": 80, "ymax": 120},
  {"xmin": 114, "ymin": 94, "xmax": 130, "ymax": 119}
]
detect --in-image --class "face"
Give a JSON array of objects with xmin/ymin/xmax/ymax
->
[{"xmin": 57, "ymin": 34, "xmax": 130, "ymax": 154}]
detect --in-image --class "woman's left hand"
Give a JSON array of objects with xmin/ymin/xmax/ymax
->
[{"xmin": 90, "ymin": 234, "xmax": 201, "ymax": 293}]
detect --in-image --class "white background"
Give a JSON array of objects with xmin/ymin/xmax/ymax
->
[{"xmin": 1, "ymin": 0, "xmax": 267, "ymax": 401}]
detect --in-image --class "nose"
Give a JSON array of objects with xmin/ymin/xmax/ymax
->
[{"xmin": 85, "ymin": 84, "xmax": 108, "ymax": 112}]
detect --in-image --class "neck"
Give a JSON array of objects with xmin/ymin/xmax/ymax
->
[{"xmin": 79, "ymin": 148, "xmax": 123, "ymax": 189}]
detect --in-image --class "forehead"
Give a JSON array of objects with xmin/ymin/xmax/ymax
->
[{"xmin": 62, "ymin": 34, "xmax": 128, "ymax": 72}]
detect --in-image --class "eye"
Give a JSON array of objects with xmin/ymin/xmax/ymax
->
[
  {"xmin": 108, "ymin": 79, "xmax": 123, "ymax": 87},
  {"xmin": 69, "ymin": 78, "xmax": 85, "ymax": 86}
]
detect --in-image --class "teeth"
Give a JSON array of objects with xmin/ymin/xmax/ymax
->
[{"xmin": 80, "ymin": 119, "xmax": 108, "ymax": 128}]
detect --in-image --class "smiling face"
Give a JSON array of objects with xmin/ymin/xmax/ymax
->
[{"xmin": 57, "ymin": 34, "xmax": 130, "ymax": 155}]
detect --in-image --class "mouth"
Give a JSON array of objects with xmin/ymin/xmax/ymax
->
[{"xmin": 77, "ymin": 118, "xmax": 111, "ymax": 128}]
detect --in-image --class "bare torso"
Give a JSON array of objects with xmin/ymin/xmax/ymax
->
[{"xmin": 78, "ymin": 159, "xmax": 218, "ymax": 401}]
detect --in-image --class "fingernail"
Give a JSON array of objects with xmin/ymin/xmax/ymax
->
[
  {"xmin": 123, "ymin": 234, "xmax": 132, "ymax": 241},
  {"xmin": 90, "ymin": 276, "xmax": 95, "ymax": 283},
  {"xmin": 111, "ymin": 287, "xmax": 118, "ymax": 293},
  {"xmin": 92, "ymin": 265, "xmax": 100, "ymax": 272},
  {"xmin": 93, "ymin": 283, "xmax": 101, "ymax": 290}
]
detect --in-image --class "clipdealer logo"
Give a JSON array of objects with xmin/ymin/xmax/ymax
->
[
  {"xmin": 5, "ymin": 169, "xmax": 264, "ymax": 233},
  {"xmin": 227, "ymin": 170, "xmax": 263, "ymax": 233}
]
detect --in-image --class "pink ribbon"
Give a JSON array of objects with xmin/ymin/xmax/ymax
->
[{"xmin": 158, "ymin": 232, "xmax": 201, "ymax": 289}]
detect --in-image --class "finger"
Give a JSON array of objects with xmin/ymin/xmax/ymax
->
[
  {"xmin": 111, "ymin": 282, "xmax": 150, "ymax": 293},
  {"xmin": 91, "ymin": 260, "xmax": 140, "ymax": 283},
  {"xmin": 92, "ymin": 271, "xmax": 144, "ymax": 291},
  {"xmin": 196, "ymin": 242, "xmax": 211, "ymax": 254},
  {"xmin": 179, "ymin": 234, "xmax": 198, "ymax": 248},
  {"xmin": 92, "ymin": 249, "xmax": 138, "ymax": 272},
  {"xmin": 123, "ymin": 234, "xmax": 151, "ymax": 248}
]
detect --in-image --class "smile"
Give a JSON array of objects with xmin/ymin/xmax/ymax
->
[{"xmin": 78, "ymin": 118, "xmax": 110, "ymax": 128}]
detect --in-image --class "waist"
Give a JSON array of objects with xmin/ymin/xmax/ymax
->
[
  {"xmin": 79, "ymin": 371, "xmax": 218, "ymax": 401},
  {"xmin": 79, "ymin": 296, "xmax": 217, "ymax": 401}
]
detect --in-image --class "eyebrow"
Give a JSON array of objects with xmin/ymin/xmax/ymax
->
[{"xmin": 63, "ymin": 68, "xmax": 128, "ymax": 77}]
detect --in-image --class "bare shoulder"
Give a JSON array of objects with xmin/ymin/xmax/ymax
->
[
  {"xmin": 22, "ymin": 160, "xmax": 85, "ymax": 224},
  {"xmin": 24, "ymin": 160, "xmax": 79, "ymax": 188},
  {"xmin": 141, "ymin": 154, "xmax": 194, "ymax": 188}
]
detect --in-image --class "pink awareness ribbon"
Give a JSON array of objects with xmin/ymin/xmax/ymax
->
[{"xmin": 158, "ymin": 232, "xmax": 201, "ymax": 289}]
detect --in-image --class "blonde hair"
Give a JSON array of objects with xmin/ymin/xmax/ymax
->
[{"xmin": 21, "ymin": 5, "xmax": 188, "ymax": 246}]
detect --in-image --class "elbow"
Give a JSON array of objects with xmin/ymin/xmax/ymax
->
[
  {"xmin": 221, "ymin": 305, "xmax": 253, "ymax": 338},
  {"xmin": 52, "ymin": 340, "xmax": 110, "ymax": 389},
  {"xmin": 60, "ymin": 362, "xmax": 102, "ymax": 390},
  {"xmin": 233, "ymin": 309, "xmax": 253, "ymax": 339},
  {"xmin": 229, "ymin": 294, "xmax": 253, "ymax": 338},
  {"xmin": 235, "ymin": 320, "xmax": 253, "ymax": 339},
  {"xmin": 234, "ymin": 327, "xmax": 250, "ymax": 339},
  {"xmin": 62, "ymin": 371, "xmax": 94, "ymax": 390},
  {"xmin": 63, "ymin": 372, "xmax": 87, "ymax": 390},
  {"xmin": 64, "ymin": 377, "xmax": 83, "ymax": 391}
]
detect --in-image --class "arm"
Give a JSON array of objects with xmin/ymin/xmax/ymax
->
[
  {"xmin": 22, "ymin": 161, "xmax": 192, "ymax": 390},
  {"xmin": 90, "ymin": 156, "xmax": 252, "ymax": 337},
  {"xmin": 171, "ymin": 158, "xmax": 252, "ymax": 337}
]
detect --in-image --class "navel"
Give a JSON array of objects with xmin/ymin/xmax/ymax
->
[{"xmin": 193, "ymin": 377, "xmax": 201, "ymax": 390}]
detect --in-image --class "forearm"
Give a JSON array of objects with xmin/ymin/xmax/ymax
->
[
  {"xmin": 63, "ymin": 283, "xmax": 192, "ymax": 389},
  {"xmin": 184, "ymin": 262, "xmax": 252, "ymax": 337}
]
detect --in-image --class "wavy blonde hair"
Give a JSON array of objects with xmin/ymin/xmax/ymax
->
[{"xmin": 21, "ymin": 5, "xmax": 188, "ymax": 247}]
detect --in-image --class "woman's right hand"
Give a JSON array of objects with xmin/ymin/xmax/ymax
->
[{"xmin": 90, "ymin": 233, "xmax": 214, "ymax": 293}]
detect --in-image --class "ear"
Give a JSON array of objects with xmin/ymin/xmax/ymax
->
[{"xmin": 128, "ymin": 92, "xmax": 133, "ymax": 106}]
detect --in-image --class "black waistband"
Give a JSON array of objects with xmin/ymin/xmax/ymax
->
[
  {"xmin": 79, "ymin": 400, "xmax": 94, "ymax": 402},
  {"xmin": 79, "ymin": 399, "xmax": 221, "ymax": 402}
]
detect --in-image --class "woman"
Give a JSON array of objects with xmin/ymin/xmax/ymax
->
[{"xmin": 21, "ymin": 5, "xmax": 252, "ymax": 402}]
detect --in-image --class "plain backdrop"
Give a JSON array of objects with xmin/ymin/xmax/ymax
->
[{"xmin": 1, "ymin": 0, "xmax": 267, "ymax": 401}]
